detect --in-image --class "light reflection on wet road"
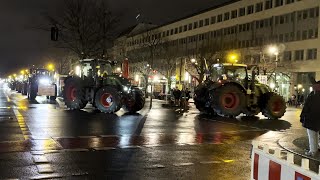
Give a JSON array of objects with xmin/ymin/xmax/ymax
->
[{"xmin": 0, "ymin": 84, "xmax": 299, "ymax": 179}]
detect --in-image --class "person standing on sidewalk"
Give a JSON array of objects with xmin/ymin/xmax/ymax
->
[{"xmin": 300, "ymin": 81, "xmax": 320, "ymax": 156}]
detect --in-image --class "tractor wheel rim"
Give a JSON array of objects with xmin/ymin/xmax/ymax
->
[
  {"xmin": 70, "ymin": 86, "xmax": 77, "ymax": 101},
  {"xmin": 101, "ymin": 93, "xmax": 113, "ymax": 108},
  {"xmin": 221, "ymin": 93, "xmax": 239, "ymax": 109},
  {"xmin": 271, "ymin": 99, "xmax": 282, "ymax": 113}
]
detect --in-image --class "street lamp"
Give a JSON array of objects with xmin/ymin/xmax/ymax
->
[{"xmin": 191, "ymin": 58, "xmax": 196, "ymax": 63}]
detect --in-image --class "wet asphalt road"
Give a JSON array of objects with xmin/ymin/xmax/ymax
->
[{"xmin": 0, "ymin": 82, "xmax": 306, "ymax": 179}]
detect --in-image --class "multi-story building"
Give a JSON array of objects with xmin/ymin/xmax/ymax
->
[{"xmin": 112, "ymin": 0, "xmax": 320, "ymax": 100}]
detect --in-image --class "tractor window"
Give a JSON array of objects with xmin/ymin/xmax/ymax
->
[
  {"xmin": 224, "ymin": 66, "xmax": 247, "ymax": 81},
  {"xmin": 211, "ymin": 66, "xmax": 224, "ymax": 81}
]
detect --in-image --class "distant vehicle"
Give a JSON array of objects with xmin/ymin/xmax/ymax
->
[
  {"xmin": 63, "ymin": 59, "xmax": 145, "ymax": 113},
  {"xmin": 26, "ymin": 68, "xmax": 57, "ymax": 100},
  {"xmin": 194, "ymin": 63, "xmax": 286, "ymax": 119}
]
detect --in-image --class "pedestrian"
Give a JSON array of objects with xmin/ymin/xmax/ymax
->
[
  {"xmin": 173, "ymin": 86, "xmax": 181, "ymax": 106},
  {"xmin": 300, "ymin": 81, "xmax": 320, "ymax": 156},
  {"xmin": 185, "ymin": 88, "xmax": 191, "ymax": 102}
]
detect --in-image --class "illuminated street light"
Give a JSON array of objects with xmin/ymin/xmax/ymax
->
[
  {"xmin": 228, "ymin": 53, "xmax": 239, "ymax": 63},
  {"xmin": 47, "ymin": 64, "xmax": 55, "ymax": 71},
  {"xmin": 191, "ymin": 58, "xmax": 196, "ymax": 63},
  {"xmin": 298, "ymin": 84, "xmax": 302, "ymax": 89},
  {"xmin": 116, "ymin": 67, "xmax": 121, "ymax": 72}
]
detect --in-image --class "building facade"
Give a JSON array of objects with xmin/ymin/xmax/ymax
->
[{"xmin": 112, "ymin": 0, "xmax": 320, "ymax": 100}]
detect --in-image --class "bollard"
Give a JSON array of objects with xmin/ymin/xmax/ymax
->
[
  {"xmin": 301, "ymin": 158, "xmax": 309, "ymax": 170},
  {"xmin": 286, "ymin": 153, "xmax": 294, "ymax": 164}
]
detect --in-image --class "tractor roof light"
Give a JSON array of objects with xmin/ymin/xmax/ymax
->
[
  {"xmin": 228, "ymin": 53, "xmax": 239, "ymax": 64},
  {"xmin": 47, "ymin": 64, "xmax": 55, "ymax": 71}
]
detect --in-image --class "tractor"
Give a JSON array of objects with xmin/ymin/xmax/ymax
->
[
  {"xmin": 26, "ymin": 68, "xmax": 57, "ymax": 100},
  {"xmin": 194, "ymin": 63, "xmax": 286, "ymax": 119},
  {"xmin": 62, "ymin": 59, "xmax": 145, "ymax": 113}
]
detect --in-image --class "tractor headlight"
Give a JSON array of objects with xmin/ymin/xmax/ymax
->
[{"xmin": 39, "ymin": 78, "xmax": 50, "ymax": 85}]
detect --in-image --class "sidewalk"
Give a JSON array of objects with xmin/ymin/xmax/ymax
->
[{"xmin": 278, "ymin": 133, "xmax": 320, "ymax": 162}]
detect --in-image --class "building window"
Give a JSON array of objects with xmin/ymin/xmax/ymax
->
[
  {"xmin": 193, "ymin": 22, "xmax": 198, "ymax": 29},
  {"xmin": 297, "ymin": 11, "xmax": 302, "ymax": 21},
  {"xmin": 303, "ymin": 10, "xmax": 308, "ymax": 19},
  {"xmin": 188, "ymin": 23, "xmax": 192, "ymax": 30},
  {"xmin": 279, "ymin": 34, "xmax": 284, "ymax": 42},
  {"xmin": 275, "ymin": 0, "xmax": 284, "ymax": 7},
  {"xmin": 284, "ymin": 33, "xmax": 289, "ymax": 42},
  {"xmin": 166, "ymin": 30, "xmax": 169, "ymax": 36},
  {"xmin": 217, "ymin": 14, "xmax": 223, "ymax": 22},
  {"xmin": 174, "ymin": 28, "xmax": 178, "ymax": 34},
  {"xmin": 256, "ymin": 2, "xmax": 263, "ymax": 12},
  {"xmin": 286, "ymin": 0, "xmax": 294, "ymax": 4},
  {"xmin": 205, "ymin": 18, "xmax": 209, "ymax": 26},
  {"xmin": 315, "ymin": 28, "xmax": 318, "ymax": 38},
  {"xmin": 265, "ymin": 0, "xmax": 273, "ymax": 10},
  {"xmin": 211, "ymin": 16, "xmax": 216, "ymax": 24},
  {"xmin": 296, "ymin": 31, "xmax": 301, "ymax": 40},
  {"xmin": 231, "ymin": 10, "xmax": 237, "ymax": 19},
  {"xmin": 290, "ymin": 32, "xmax": 295, "ymax": 41},
  {"xmin": 308, "ymin": 29, "xmax": 314, "ymax": 39},
  {"xmin": 302, "ymin": 30, "xmax": 307, "ymax": 40},
  {"xmin": 310, "ymin": 8, "xmax": 315, "ymax": 18},
  {"xmin": 199, "ymin": 20, "xmax": 204, "ymax": 27},
  {"xmin": 283, "ymin": 51, "xmax": 292, "ymax": 61},
  {"xmin": 162, "ymin": 32, "xmax": 166, "ymax": 37},
  {"xmin": 170, "ymin": 29, "xmax": 174, "ymax": 35},
  {"xmin": 295, "ymin": 50, "xmax": 304, "ymax": 61},
  {"xmin": 224, "ymin": 12, "xmax": 230, "ymax": 21},
  {"xmin": 239, "ymin": 7, "xmax": 246, "ymax": 16},
  {"xmin": 247, "ymin": 5, "xmax": 254, "ymax": 15},
  {"xmin": 316, "ymin": 7, "xmax": 319, "ymax": 17},
  {"xmin": 184, "ymin": 25, "xmax": 188, "ymax": 32},
  {"xmin": 307, "ymin": 49, "xmax": 317, "ymax": 60}
]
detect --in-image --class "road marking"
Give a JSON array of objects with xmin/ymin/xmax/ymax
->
[
  {"xmin": 120, "ymin": 145, "xmax": 141, "ymax": 149},
  {"xmin": 200, "ymin": 161, "xmax": 221, "ymax": 164},
  {"xmin": 36, "ymin": 164, "xmax": 54, "ymax": 173},
  {"xmin": 30, "ymin": 174, "xmax": 63, "ymax": 180},
  {"xmin": 33, "ymin": 156, "xmax": 49, "ymax": 163},
  {"xmin": 12, "ymin": 109, "xmax": 31, "ymax": 140},
  {"xmin": 31, "ymin": 151, "xmax": 45, "ymax": 155},
  {"xmin": 145, "ymin": 164, "xmax": 166, "ymax": 169},
  {"xmin": 173, "ymin": 163, "xmax": 194, "ymax": 166}
]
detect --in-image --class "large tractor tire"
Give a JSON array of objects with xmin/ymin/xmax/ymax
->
[
  {"xmin": 213, "ymin": 84, "xmax": 245, "ymax": 117},
  {"xmin": 28, "ymin": 83, "xmax": 37, "ymax": 100},
  {"xmin": 95, "ymin": 86, "xmax": 121, "ymax": 113},
  {"xmin": 194, "ymin": 84, "xmax": 217, "ymax": 115},
  {"xmin": 123, "ymin": 88, "xmax": 145, "ymax": 113},
  {"xmin": 261, "ymin": 92, "xmax": 286, "ymax": 119},
  {"xmin": 63, "ymin": 77, "xmax": 87, "ymax": 110}
]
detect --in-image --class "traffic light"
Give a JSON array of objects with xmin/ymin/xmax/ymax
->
[{"xmin": 51, "ymin": 27, "xmax": 59, "ymax": 41}]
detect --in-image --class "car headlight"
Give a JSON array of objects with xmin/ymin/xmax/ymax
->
[{"xmin": 39, "ymin": 78, "xmax": 50, "ymax": 85}]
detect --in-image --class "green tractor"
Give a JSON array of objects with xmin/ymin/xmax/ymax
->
[
  {"xmin": 194, "ymin": 63, "xmax": 286, "ymax": 119},
  {"xmin": 63, "ymin": 59, "xmax": 145, "ymax": 113}
]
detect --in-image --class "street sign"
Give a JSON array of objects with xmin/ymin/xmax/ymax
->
[{"xmin": 257, "ymin": 75, "xmax": 268, "ymax": 85}]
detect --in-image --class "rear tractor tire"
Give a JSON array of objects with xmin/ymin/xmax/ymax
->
[
  {"xmin": 212, "ymin": 84, "xmax": 245, "ymax": 117},
  {"xmin": 123, "ymin": 88, "xmax": 145, "ymax": 113},
  {"xmin": 63, "ymin": 77, "xmax": 87, "ymax": 110},
  {"xmin": 261, "ymin": 92, "xmax": 286, "ymax": 120},
  {"xmin": 95, "ymin": 86, "xmax": 121, "ymax": 113}
]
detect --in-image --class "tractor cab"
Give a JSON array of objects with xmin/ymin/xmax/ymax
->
[{"xmin": 211, "ymin": 63, "xmax": 248, "ymax": 82}]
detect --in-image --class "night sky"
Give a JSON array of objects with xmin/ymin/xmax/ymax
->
[{"xmin": 0, "ymin": 0, "xmax": 229, "ymax": 76}]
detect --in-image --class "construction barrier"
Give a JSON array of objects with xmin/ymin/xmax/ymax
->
[{"xmin": 251, "ymin": 141, "xmax": 320, "ymax": 180}]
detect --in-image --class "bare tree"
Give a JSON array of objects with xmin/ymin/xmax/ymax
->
[
  {"xmin": 157, "ymin": 42, "xmax": 177, "ymax": 91},
  {"xmin": 44, "ymin": 0, "xmax": 118, "ymax": 58}
]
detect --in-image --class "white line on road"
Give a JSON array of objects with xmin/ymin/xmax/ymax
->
[
  {"xmin": 173, "ymin": 163, "xmax": 194, "ymax": 166},
  {"xmin": 36, "ymin": 164, "xmax": 54, "ymax": 173},
  {"xmin": 30, "ymin": 173, "xmax": 63, "ymax": 180},
  {"xmin": 94, "ymin": 147, "xmax": 116, "ymax": 151},
  {"xmin": 78, "ymin": 136, "xmax": 97, "ymax": 138},
  {"xmin": 33, "ymin": 156, "xmax": 50, "ymax": 163},
  {"xmin": 63, "ymin": 148, "xmax": 89, "ymax": 152},
  {"xmin": 199, "ymin": 161, "xmax": 221, "ymax": 164}
]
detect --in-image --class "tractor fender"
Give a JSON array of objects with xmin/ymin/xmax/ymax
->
[{"xmin": 213, "ymin": 82, "xmax": 247, "ymax": 94}]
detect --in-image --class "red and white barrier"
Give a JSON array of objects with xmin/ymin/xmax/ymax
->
[{"xmin": 251, "ymin": 141, "xmax": 320, "ymax": 180}]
